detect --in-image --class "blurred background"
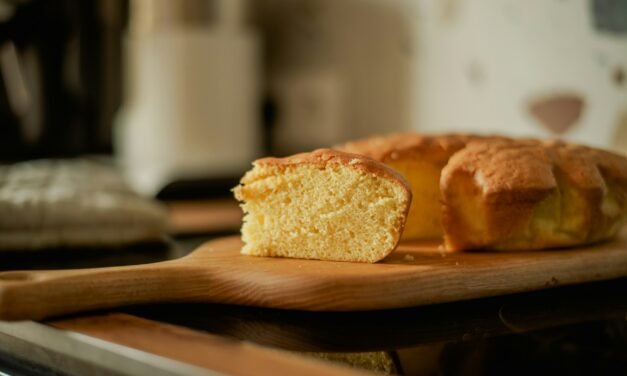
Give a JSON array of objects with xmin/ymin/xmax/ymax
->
[
  {"xmin": 0, "ymin": 0, "xmax": 625, "ymax": 198},
  {"xmin": 0, "ymin": 3, "xmax": 625, "ymax": 373}
]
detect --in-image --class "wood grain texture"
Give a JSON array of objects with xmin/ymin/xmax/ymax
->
[{"xmin": 1, "ymin": 233, "xmax": 627, "ymax": 320}]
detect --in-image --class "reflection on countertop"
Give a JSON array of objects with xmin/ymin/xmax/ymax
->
[{"xmin": 125, "ymin": 277, "xmax": 627, "ymax": 375}]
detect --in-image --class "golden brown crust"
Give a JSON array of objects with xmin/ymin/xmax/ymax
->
[
  {"xmin": 337, "ymin": 132, "xmax": 627, "ymax": 251},
  {"xmin": 335, "ymin": 133, "xmax": 478, "ymax": 164},
  {"xmin": 441, "ymin": 138, "xmax": 627, "ymax": 250},
  {"xmin": 443, "ymin": 139, "xmax": 557, "ymax": 199},
  {"xmin": 252, "ymin": 148, "xmax": 413, "ymax": 196},
  {"xmin": 443, "ymin": 138, "xmax": 627, "ymax": 197}
]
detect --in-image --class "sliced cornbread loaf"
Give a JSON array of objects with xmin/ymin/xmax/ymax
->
[
  {"xmin": 233, "ymin": 149, "xmax": 412, "ymax": 263},
  {"xmin": 338, "ymin": 133, "xmax": 627, "ymax": 251}
]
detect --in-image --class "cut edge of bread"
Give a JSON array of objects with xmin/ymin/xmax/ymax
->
[{"xmin": 233, "ymin": 149, "xmax": 412, "ymax": 263}]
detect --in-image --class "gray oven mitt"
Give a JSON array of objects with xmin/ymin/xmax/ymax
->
[{"xmin": 0, "ymin": 159, "xmax": 169, "ymax": 250}]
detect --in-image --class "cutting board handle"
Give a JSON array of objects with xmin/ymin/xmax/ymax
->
[{"xmin": 0, "ymin": 261, "xmax": 207, "ymax": 321}]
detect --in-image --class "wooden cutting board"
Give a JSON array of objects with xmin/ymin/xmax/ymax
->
[{"xmin": 1, "ymin": 232, "xmax": 627, "ymax": 321}]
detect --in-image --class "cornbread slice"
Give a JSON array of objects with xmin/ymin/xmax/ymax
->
[
  {"xmin": 441, "ymin": 139, "xmax": 627, "ymax": 251},
  {"xmin": 233, "ymin": 149, "xmax": 412, "ymax": 263},
  {"xmin": 337, "ymin": 133, "xmax": 478, "ymax": 240}
]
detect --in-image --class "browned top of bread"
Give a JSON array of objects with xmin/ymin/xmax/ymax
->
[
  {"xmin": 559, "ymin": 141, "xmax": 627, "ymax": 188},
  {"xmin": 442, "ymin": 139, "xmax": 627, "ymax": 201},
  {"xmin": 252, "ymin": 148, "xmax": 412, "ymax": 191},
  {"xmin": 440, "ymin": 138, "xmax": 627, "ymax": 250},
  {"xmin": 335, "ymin": 133, "xmax": 483, "ymax": 163}
]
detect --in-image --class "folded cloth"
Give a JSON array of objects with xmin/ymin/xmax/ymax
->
[{"xmin": 0, "ymin": 159, "xmax": 169, "ymax": 250}]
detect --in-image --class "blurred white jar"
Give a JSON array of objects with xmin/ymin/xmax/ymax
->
[{"xmin": 115, "ymin": 0, "xmax": 261, "ymax": 196}]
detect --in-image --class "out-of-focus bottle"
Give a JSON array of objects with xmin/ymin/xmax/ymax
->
[{"xmin": 115, "ymin": 0, "xmax": 261, "ymax": 196}]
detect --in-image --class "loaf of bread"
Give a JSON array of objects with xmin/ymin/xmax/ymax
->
[
  {"xmin": 441, "ymin": 139, "xmax": 627, "ymax": 250},
  {"xmin": 338, "ymin": 134, "xmax": 627, "ymax": 251},
  {"xmin": 233, "ymin": 149, "xmax": 412, "ymax": 263}
]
